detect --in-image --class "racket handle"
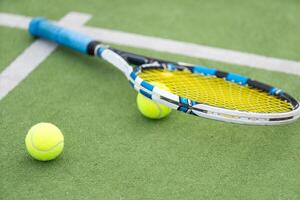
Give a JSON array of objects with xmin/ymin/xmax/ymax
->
[{"xmin": 29, "ymin": 17, "xmax": 93, "ymax": 54}]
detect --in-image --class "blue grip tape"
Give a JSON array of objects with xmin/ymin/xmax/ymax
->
[{"xmin": 29, "ymin": 17, "xmax": 93, "ymax": 54}]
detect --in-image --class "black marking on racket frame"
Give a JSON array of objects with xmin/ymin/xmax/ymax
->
[
  {"xmin": 216, "ymin": 71, "xmax": 228, "ymax": 78},
  {"xmin": 247, "ymin": 79, "xmax": 299, "ymax": 109},
  {"xmin": 160, "ymin": 96, "xmax": 179, "ymax": 105},
  {"xmin": 269, "ymin": 116, "xmax": 294, "ymax": 121},
  {"xmin": 247, "ymin": 79, "xmax": 273, "ymax": 92},
  {"xmin": 278, "ymin": 93, "xmax": 299, "ymax": 108},
  {"xmin": 87, "ymin": 41, "xmax": 101, "ymax": 55}
]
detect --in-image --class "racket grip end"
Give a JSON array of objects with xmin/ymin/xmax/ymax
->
[
  {"xmin": 29, "ymin": 17, "xmax": 44, "ymax": 37},
  {"xmin": 29, "ymin": 17, "xmax": 93, "ymax": 54}
]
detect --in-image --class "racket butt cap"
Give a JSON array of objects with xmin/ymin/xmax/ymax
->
[{"xmin": 28, "ymin": 17, "xmax": 45, "ymax": 37}]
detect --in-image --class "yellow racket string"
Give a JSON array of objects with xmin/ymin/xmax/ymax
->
[{"xmin": 138, "ymin": 69, "xmax": 292, "ymax": 113}]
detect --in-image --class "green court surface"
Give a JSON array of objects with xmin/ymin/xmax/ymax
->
[{"xmin": 1, "ymin": 0, "xmax": 300, "ymax": 199}]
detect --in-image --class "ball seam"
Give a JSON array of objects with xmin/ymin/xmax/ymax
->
[{"xmin": 30, "ymin": 132, "xmax": 63, "ymax": 152}]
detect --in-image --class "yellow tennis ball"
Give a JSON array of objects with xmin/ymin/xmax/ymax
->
[
  {"xmin": 137, "ymin": 82, "xmax": 172, "ymax": 119},
  {"xmin": 25, "ymin": 123, "xmax": 64, "ymax": 161}
]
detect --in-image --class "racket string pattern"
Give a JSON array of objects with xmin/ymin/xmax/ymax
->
[{"xmin": 137, "ymin": 69, "xmax": 292, "ymax": 113}]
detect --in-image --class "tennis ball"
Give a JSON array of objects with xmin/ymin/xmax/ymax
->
[
  {"xmin": 25, "ymin": 123, "xmax": 64, "ymax": 161},
  {"xmin": 137, "ymin": 82, "xmax": 172, "ymax": 119}
]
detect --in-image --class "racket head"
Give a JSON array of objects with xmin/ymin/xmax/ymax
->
[{"xmin": 128, "ymin": 63, "xmax": 300, "ymax": 125}]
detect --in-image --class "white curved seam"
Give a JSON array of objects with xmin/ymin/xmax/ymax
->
[{"xmin": 30, "ymin": 132, "xmax": 63, "ymax": 152}]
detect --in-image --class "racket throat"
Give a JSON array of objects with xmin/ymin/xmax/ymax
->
[{"xmin": 87, "ymin": 41, "xmax": 132, "ymax": 76}]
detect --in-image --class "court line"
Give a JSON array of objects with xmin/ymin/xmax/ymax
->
[
  {"xmin": 0, "ymin": 12, "xmax": 32, "ymax": 29},
  {"xmin": 1, "ymin": 12, "xmax": 299, "ymax": 76},
  {"xmin": 0, "ymin": 12, "xmax": 91, "ymax": 100},
  {"xmin": 76, "ymin": 26, "xmax": 300, "ymax": 76}
]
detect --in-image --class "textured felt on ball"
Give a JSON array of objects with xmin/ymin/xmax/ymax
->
[{"xmin": 25, "ymin": 123, "xmax": 64, "ymax": 161}]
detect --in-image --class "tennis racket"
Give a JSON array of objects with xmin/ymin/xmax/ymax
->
[{"xmin": 29, "ymin": 17, "xmax": 300, "ymax": 125}]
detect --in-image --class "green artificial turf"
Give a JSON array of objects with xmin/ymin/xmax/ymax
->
[
  {"xmin": 0, "ymin": 0, "xmax": 300, "ymax": 199},
  {"xmin": 0, "ymin": 28, "xmax": 33, "ymax": 72},
  {"xmin": 1, "ymin": 0, "xmax": 300, "ymax": 61}
]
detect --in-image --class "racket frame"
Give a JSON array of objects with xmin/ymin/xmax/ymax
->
[{"xmin": 29, "ymin": 17, "xmax": 300, "ymax": 125}]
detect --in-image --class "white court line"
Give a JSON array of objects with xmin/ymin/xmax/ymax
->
[
  {"xmin": 0, "ymin": 12, "xmax": 31, "ymax": 29},
  {"xmin": 76, "ymin": 26, "xmax": 300, "ymax": 76},
  {"xmin": 1, "ymin": 12, "xmax": 300, "ymax": 76},
  {"xmin": 0, "ymin": 12, "xmax": 91, "ymax": 100}
]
